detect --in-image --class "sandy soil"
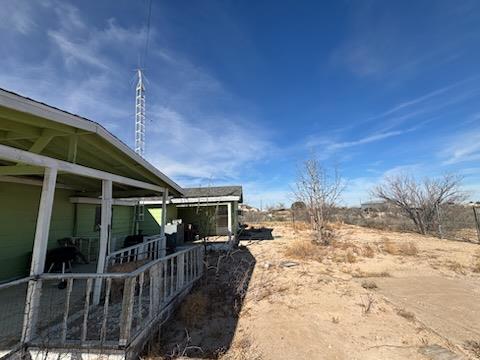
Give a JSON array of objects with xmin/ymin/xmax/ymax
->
[{"xmin": 149, "ymin": 222, "xmax": 480, "ymax": 360}]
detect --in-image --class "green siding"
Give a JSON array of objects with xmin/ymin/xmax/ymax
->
[
  {"xmin": 0, "ymin": 182, "xmax": 75, "ymax": 281},
  {"xmin": 140, "ymin": 204, "xmax": 177, "ymax": 235},
  {"xmin": 177, "ymin": 206, "xmax": 217, "ymax": 237},
  {"xmin": 74, "ymin": 203, "xmax": 134, "ymax": 251}
]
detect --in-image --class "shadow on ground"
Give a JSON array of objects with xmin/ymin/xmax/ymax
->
[
  {"xmin": 145, "ymin": 245, "xmax": 256, "ymax": 359},
  {"xmin": 238, "ymin": 226, "xmax": 274, "ymax": 241}
]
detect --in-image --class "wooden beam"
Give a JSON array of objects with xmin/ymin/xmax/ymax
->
[
  {"xmin": 28, "ymin": 129, "xmax": 56, "ymax": 154},
  {"xmin": 82, "ymin": 135, "xmax": 162, "ymax": 185},
  {"xmin": 69, "ymin": 196, "xmax": 136, "ymax": 206},
  {"xmin": 93, "ymin": 179, "xmax": 112, "ymax": 305},
  {"xmin": 67, "ymin": 135, "xmax": 78, "ymax": 163},
  {"xmin": 0, "ymin": 165, "xmax": 44, "ymax": 175},
  {"xmin": 30, "ymin": 167, "xmax": 58, "ymax": 274},
  {"xmin": 75, "ymin": 189, "xmax": 161, "ymax": 198},
  {"xmin": 0, "ymin": 117, "xmax": 42, "ymax": 138},
  {"xmin": 0, "ymin": 143, "xmax": 164, "ymax": 192},
  {"xmin": 22, "ymin": 167, "xmax": 57, "ymax": 342},
  {"xmin": 160, "ymin": 188, "xmax": 168, "ymax": 257},
  {"xmin": 0, "ymin": 107, "xmax": 76, "ymax": 134},
  {"xmin": 0, "ymin": 175, "xmax": 78, "ymax": 190}
]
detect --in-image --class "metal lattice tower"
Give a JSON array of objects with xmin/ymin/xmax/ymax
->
[{"xmin": 135, "ymin": 69, "xmax": 146, "ymax": 157}]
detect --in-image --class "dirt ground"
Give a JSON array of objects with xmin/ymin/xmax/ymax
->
[{"xmin": 148, "ymin": 222, "xmax": 480, "ymax": 360}]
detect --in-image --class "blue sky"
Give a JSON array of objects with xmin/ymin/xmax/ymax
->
[{"xmin": 1, "ymin": 0, "xmax": 480, "ymax": 207}]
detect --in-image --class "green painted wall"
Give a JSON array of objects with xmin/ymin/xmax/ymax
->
[
  {"xmin": 74, "ymin": 203, "xmax": 135, "ymax": 251},
  {"xmin": 0, "ymin": 182, "xmax": 75, "ymax": 281},
  {"xmin": 176, "ymin": 201, "xmax": 240, "ymax": 238},
  {"xmin": 140, "ymin": 204, "xmax": 177, "ymax": 235}
]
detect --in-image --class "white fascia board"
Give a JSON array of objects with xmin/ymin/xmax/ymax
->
[
  {"xmin": 175, "ymin": 202, "xmax": 229, "ymax": 208},
  {"xmin": 0, "ymin": 89, "xmax": 184, "ymax": 195},
  {"xmin": 69, "ymin": 197, "xmax": 136, "ymax": 206},
  {"xmin": 0, "ymin": 143, "xmax": 164, "ymax": 192},
  {"xmin": 171, "ymin": 196, "xmax": 240, "ymax": 204}
]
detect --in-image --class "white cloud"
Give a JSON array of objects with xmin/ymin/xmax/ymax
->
[
  {"xmin": 147, "ymin": 105, "xmax": 271, "ymax": 181},
  {"xmin": 0, "ymin": 0, "xmax": 36, "ymax": 35},
  {"xmin": 442, "ymin": 128, "xmax": 480, "ymax": 165}
]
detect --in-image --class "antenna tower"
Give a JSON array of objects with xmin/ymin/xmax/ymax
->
[{"xmin": 135, "ymin": 69, "xmax": 146, "ymax": 157}]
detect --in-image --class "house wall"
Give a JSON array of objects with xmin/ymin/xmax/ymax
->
[
  {"xmin": 74, "ymin": 203, "xmax": 135, "ymax": 251},
  {"xmin": 140, "ymin": 204, "xmax": 177, "ymax": 235},
  {"xmin": 0, "ymin": 182, "xmax": 75, "ymax": 281},
  {"xmin": 0, "ymin": 182, "xmax": 140, "ymax": 282},
  {"xmin": 176, "ymin": 202, "xmax": 240, "ymax": 238}
]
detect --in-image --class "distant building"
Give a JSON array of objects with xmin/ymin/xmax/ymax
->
[{"xmin": 360, "ymin": 200, "xmax": 386, "ymax": 211}]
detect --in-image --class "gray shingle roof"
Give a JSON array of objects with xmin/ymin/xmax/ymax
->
[{"xmin": 182, "ymin": 186, "xmax": 242, "ymax": 200}]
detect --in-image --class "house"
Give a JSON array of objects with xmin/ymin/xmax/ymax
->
[
  {"xmin": 0, "ymin": 89, "xmax": 204, "ymax": 359},
  {"xmin": 360, "ymin": 200, "xmax": 387, "ymax": 211}
]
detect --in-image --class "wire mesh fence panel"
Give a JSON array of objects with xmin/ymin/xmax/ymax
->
[
  {"xmin": 0, "ymin": 280, "xmax": 28, "ymax": 353},
  {"xmin": 438, "ymin": 205, "xmax": 480, "ymax": 243}
]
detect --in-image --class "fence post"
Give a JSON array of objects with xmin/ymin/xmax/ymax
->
[
  {"xmin": 119, "ymin": 276, "xmax": 136, "ymax": 346},
  {"xmin": 473, "ymin": 206, "xmax": 480, "ymax": 243},
  {"xmin": 177, "ymin": 252, "xmax": 185, "ymax": 289}
]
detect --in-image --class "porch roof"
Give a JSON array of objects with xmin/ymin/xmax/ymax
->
[{"xmin": 0, "ymin": 88, "xmax": 183, "ymax": 196}]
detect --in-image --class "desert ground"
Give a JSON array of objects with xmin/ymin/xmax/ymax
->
[{"xmin": 148, "ymin": 222, "xmax": 480, "ymax": 360}]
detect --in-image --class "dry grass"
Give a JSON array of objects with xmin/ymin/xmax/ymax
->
[
  {"xmin": 346, "ymin": 250, "xmax": 357, "ymax": 263},
  {"xmin": 353, "ymin": 271, "xmax": 391, "ymax": 278},
  {"xmin": 383, "ymin": 239, "xmax": 418, "ymax": 256},
  {"xmin": 447, "ymin": 261, "xmax": 466, "ymax": 275},
  {"xmin": 179, "ymin": 291, "xmax": 208, "ymax": 327},
  {"xmin": 464, "ymin": 340, "xmax": 480, "ymax": 358},
  {"xmin": 363, "ymin": 245, "xmax": 375, "ymax": 258},
  {"xmin": 397, "ymin": 308, "xmax": 415, "ymax": 322},
  {"xmin": 284, "ymin": 239, "xmax": 323, "ymax": 261},
  {"xmin": 473, "ymin": 261, "xmax": 480, "ymax": 273}
]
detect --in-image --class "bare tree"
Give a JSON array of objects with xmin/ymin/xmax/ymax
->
[
  {"xmin": 372, "ymin": 173, "xmax": 465, "ymax": 235},
  {"xmin": 293, "ymin": 157, "xmax": 345, "ymax": 243}
]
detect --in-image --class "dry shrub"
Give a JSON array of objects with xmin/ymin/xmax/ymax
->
[
  {"xmin": 284, "ymin": 239, "xmax": 323, "ymax": 261},
  {"xmin": 346, "ymin": 250, "xmax": 357, "ymax": 263},
  {"xmin": 447, "ymin": 261, "xmax": 466, "ymax": 274},
  {"xmin": 361, "ymin": 280, "xmax": 377, "ymax": 289},
  {"xmin": 397, "ymin": 308, "xmax": 415, "ymax": 322},
  {"xmin": 353, "ymin": 271, "xmax": 390, "ymax": 278},
  {"xmin": 325, "ymin": 222, "xmax": 343, "ymax": 230},
  {"xmin": 464, "ymin": 340, "xmax": 480, "ymax": 358},
  {"xmin": 384, "ymin": 239, "xmax": 399, "ymax": 255},
  {"xmin": 179, "ymin": 291, "xmax": 208, "ymax": 327},
  {"xmin": 401, "ymin": 242, "xmax": 419, "ymax": 256},
  {"xmin": 292, "ymin": 221, "xmax": 310, "ymax": 231},
  {"xmin": 363, "ymin": 245, "xmax": 375, "ymax": 258},
  {"xmin": 383, "ymin": 239, "xmax": 418, "ymax": 256}
]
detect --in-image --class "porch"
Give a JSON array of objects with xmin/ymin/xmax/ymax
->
[{"xmin": 0, "ymin": 89, "xmax": 202, "ymax": 359}]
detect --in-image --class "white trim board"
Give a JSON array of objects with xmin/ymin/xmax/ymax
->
[
  {"xmin": 171, "ymin": 196, "xmax": 240, "ymax": 204},
  {"xmin": 69, "ymin": 197, "xmax": 137, "ymax": 207},
  {"xmin": 0, "ymin": 143, "xmax": 165, "ymax": 192}
]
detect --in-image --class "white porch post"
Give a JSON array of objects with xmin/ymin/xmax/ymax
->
[
  {"xmin": 93, "ymin": 179, "xmax": 112, "ymax": 305},
  {"xmin": 22, "ymin": 167, "xmax": 57, "ymax": 343},
  {"xmin": 160, "ymin": 188, "xmax": 168, "ymax": 257},
  {"xmin": 227, "ymin": 202, "xmax": 232, "ymax": 242}
]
